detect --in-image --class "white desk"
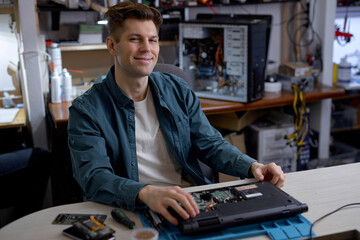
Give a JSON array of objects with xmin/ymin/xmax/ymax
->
[{"xmin": 0, "ymin": 163, "xmax": 359, "ymax": 239}]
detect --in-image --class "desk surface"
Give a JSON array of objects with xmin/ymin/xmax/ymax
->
[
  {"xmin": 0, "ymin": 108, "xmax": 26, "ymax": 129},
  {"xmin": 48, "ymin": 83, "xmax": 344, "ymax": 128},
  {"xmin": 1, "ymin": 163, "xmax": 359, "ymax": 240}
]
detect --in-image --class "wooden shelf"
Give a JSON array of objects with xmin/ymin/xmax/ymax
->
[
  {"xmin": 59, "ymin": 41, "xmax": 177, "ymax": 52},
  {"xmin": 333, "ymin": 92, "xmax": 360, "ymax": 101},
  {"xmin": 201, "ymin": 83, "xmax": 345, "ymax": 115},
  {"xmin": 60, "ymin": 44, "xmax": 107, "ymax": 52},
  {"xmin": 0, "ymin": 5, "xmax": 14, "ymax": 15},
  {"xmin": 331, "ymin": 126, "xmax": 360, "ymax": 133},
  {"xmin": 48, "ymin": 83, "xmax": 345, "ymax": 128}
]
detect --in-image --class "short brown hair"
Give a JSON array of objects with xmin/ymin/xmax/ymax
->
[{"xmin": 105, "ymin": 2, "xmax": 163, "ymax": 42}]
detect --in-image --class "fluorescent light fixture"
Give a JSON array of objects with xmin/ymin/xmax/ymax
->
[{"xmin": 97, "ymin": 20, "xmax": 108, "ymax": 25}]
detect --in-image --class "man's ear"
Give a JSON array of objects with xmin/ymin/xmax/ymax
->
[{"xmin": 106, "ymin": 36, "xmax": 117, "ymax": 56}]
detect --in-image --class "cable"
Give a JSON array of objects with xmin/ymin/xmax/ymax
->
[
  {"xmin": 286, "ymin": 0, "xmax": 322, "ymax": 65},
  {"xmin": 20, "ymin": 50, "xmax": 51, "ymax": 61},
  {"xmin": 309, "ymin": 202, "xmax": 360, "ymax": 240},
  {"xmin": 286, "ymin": 83, "xmax": 309, "ymax": 169}
]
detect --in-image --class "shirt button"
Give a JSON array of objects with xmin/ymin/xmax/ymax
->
[
  {"xmin": 128, "ymin": 115, "xmax": 133, "ymax": 120},
  {"xmin": 131, "ymin": 162, "xmax": 135, "ymax": 166},
  {"xmin": 129, "ymin": 139, "xmax": 132, "ymax": 143}
]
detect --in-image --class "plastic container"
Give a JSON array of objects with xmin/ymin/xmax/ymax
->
[
  {"xmin": 49, "ymin": 43, "xmax": 62, "ymax": 74},
  {"xmin": 337, "ymin": 56, "xmax": 352, "ymax": 84},
  {"xmin": 62, "ymin": 68, "xmax": 73, "ymax": 102},
  {"xmin": 307, "ymin": 141, "xmax": 360, "ymax": 169},
  {"xmin": 131, "ymin": 227, "xmax": 158, "ymax": 240},
  {"xmin": 51, "ymin": 69, "xmax": 62, "ymax": 104},
  {"xmin": 331, "ymin": 103, "xmax": 357, "ymax": 130}
]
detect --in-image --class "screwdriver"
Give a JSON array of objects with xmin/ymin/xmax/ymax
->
[{"xmin": 111, "ymin": 208, "xmax": 135, "ymax": 229}]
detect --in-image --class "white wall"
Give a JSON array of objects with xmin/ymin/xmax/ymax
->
[{"xmin": 0, "ymin": 14, "xmax": 19, "ymax": 92}]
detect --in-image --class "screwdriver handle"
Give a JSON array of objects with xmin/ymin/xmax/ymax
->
[{"xmin": 111, "ymin": 209, "xmax": 135, "ymax": 229}]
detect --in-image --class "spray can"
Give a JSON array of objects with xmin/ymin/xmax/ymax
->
[
  {"xmin": 51, "ymin": 69, "xmax": 62, "ymax": 103},
  {"xmin": 49, "ymin": 43, "xmax": 62, "ymax": 74},
  {"xmin": 62, "ymin": 68, "xmax": 73, "ymax": 102},
  {"xmin": 338, "ymin": 56, "xmax": 351, "ymax": 84}
]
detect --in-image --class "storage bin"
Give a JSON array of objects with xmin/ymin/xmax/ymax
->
[
  {"xmin": 307, "ymin": 141, "xmax": 360, "ymax": 169},
  {"xmin": 331, "ymin": 104, "xmax": 358, "ymax": 130}
]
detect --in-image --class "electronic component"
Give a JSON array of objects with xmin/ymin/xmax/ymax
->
[
  {"xmin": 189, "ymin": 183, "xmax": 265, "ymax": 213},
  {"xmin": 211, "ymin": 190, "xmax": 230, "ymax": 203},
  {"xmin": 52, "ymin": 213, "xmax": 107, "ymax": 225},
  {"xmin": 232, "ymin": 185, "xmax": 263, "ymax": 200},
  {"xmin": 179, "ymin": 15, "xmax": 271, "ymax": 103},
  {"xmin": 276, "ymin": 73, "xmax": 314, "ymax": 92},
  {"xmin": 71, "ymin": 216, "xmax": 115, "ymax": 240}
]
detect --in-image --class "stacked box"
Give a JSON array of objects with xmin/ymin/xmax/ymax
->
[{"xmin": 246, "ymin": 121, "xmax": 297, "ymax": 173}]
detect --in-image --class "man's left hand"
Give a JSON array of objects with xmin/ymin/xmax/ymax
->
[{"xmin": 250, "ymin": 162, "xmax": 286, "ymax": 188}]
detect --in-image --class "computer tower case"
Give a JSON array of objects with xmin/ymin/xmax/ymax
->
[{"xmin": 179, "ymin": 17, "xmax": 269, "ymax": 102}]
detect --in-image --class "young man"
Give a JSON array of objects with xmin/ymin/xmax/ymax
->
[{"xmin": 68, "ymin": 2, "xmax": 285, "ymax": 225}]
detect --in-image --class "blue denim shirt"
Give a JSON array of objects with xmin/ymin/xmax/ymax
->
[{"xmin": 68, "ymin": 66, "xmax": 256, "ymax": 210}]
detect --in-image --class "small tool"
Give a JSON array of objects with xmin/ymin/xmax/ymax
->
[
  {"xmin": 148, "ymin": 209, "xmax": 162, "ymax": 231},
  {"xmin": 111, "ymin": 209, "xmax": 135, "ymax": 229}
]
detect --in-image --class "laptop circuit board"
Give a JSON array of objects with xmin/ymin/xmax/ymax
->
[{"xmin": 191, "ymin": 183, "xmax": 263, "ymax": 212}]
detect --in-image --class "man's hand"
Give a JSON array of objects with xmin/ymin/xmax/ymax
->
[
  {"xmin": 137, "ymin": 185, "xmax": 199, "ymax": 225},
  {"xmin": 250, "ymin": 162, "xmax": 286, "ymax": 188}
]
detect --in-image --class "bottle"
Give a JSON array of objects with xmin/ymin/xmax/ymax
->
[
  {"xmin": 51, "ymin": 69, "xmax": 62, "ymax": 103},
  {"xmin": 62, "ymin": 68, "xmax": 73, "ymax": 102},
  {"xmin": 337, "ymin": 56, "xmax": 351, "ymax": 84},
  {"xmin": 49, "ymin": 43, "xmax": 62, "ymax": 74}
]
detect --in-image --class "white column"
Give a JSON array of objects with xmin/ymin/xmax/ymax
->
[
  {"xmin": 17, "ymin": 0, "xmax": 48, "ymax": 148},
  {"xmin": 310, "ymin": 0, "xmax": 337, "ymax": 159}
]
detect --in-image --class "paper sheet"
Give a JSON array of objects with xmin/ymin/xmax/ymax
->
[{"xmin": 0, "ymin": 108, "xmax": 20, "ymax": 123}]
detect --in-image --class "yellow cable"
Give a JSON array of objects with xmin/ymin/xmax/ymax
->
[{"xmin": 287, "ymin": 84, "xmax": 299, "ymax": 142}]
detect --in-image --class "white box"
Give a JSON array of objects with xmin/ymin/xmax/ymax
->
[
  {"xmin": 259, "ymin": 154, "xmax": 297, "ymax": 173},
  {"xmin": 246, "ymin": 121, "xmax": 297, "ymax": 172},
  {"xmin": 251, "ymin": 123, "xmax": 295, "ymax": 159},
  {"xmin": 78, "ymin": 33, "xmax": 102, "ymax": 44}
]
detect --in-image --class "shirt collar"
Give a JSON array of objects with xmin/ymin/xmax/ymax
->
[
  {"xmin": 104, "ymin": 66, "xmax": 133, "ymax": 108},
  {"xmin": 104, "ymin": 66, "xmax": 163, "ymax": 109}
]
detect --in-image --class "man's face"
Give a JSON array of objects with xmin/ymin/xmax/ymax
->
[{"xmin": 114, "ymin": 18, "xmax": 159, "ymax": 79}]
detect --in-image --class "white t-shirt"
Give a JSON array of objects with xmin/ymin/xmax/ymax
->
[{"xmin": 134, "ymin": 87, "xmax": 185, "ymax": 187}]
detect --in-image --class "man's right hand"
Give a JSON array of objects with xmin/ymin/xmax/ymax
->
[{"xmin": 137, "ymin": 185, "xmax": 199, "ymax": 225}]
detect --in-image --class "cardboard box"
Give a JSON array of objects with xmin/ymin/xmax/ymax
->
[
  {"xmin": 279, "ymin": 62, "xmax": 312, "ymax": 77},
  {"xmin": 220, "ymin": 133, "xmax": 247, "ymax": 182},
  {"xmin": 207, "ymin": 110, "xmax": 267, "ymax": 132}
]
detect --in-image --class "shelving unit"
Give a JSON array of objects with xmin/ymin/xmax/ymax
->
[{"xmin": 0, "ymin": 4, "xmax": 14, "ymax": 14}]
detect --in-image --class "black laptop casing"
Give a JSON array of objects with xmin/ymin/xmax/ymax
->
[{"xmin": 177, "ymin": 181, "xmax": 308, "ymax": 234}]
